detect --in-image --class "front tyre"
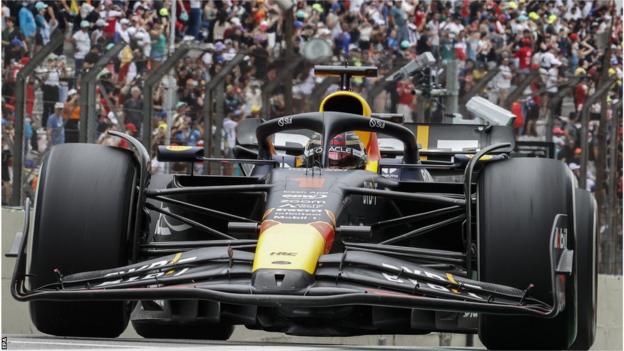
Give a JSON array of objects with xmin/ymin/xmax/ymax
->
[
  {"xmin": 478, "ymin": 158, "xmax": 576, "ymax": 350},
  {"xmin": 570, "ymin": 188, "xmax": 597, "ymax": 350},
  {"xmin": 29, "ymin": 144, "xmax": 137, "ymax": 337}
]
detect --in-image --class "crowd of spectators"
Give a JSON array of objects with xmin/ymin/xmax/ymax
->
[{"xmin": 1, "ymin": 0, "xmax": 622, "ymax": 201}]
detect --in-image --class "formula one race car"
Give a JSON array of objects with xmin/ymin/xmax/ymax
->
[{"xmin": 8, "ymin": 66, "xmax": 597, "ymax": 350}]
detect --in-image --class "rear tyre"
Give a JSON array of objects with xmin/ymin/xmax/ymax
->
[
  {"xmin": 478, "ymin": 158, "xmax": 575, "ymax": 350},
  {"xmin": 29, "ymin": 144, "xmax": 136, "ymax": 337},
  {"xmin": 570, "ymin": 188, "xmax": 597, "ymax": 350},
  {"xmin": 132, "ymin": 320, "xmax": 234, "ymax": 340}
]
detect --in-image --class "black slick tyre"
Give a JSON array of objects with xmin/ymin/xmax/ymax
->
[
  {"xmin": 29, "ymin": 144, "xmax": 136, "ymax": 337},
  {"xmin": 570, "ymin": 188, "xmax": 597, "ymax": 350},
  {"xmin": 477, "ymin": 158, "xmax": 575, "ymax": 350}
]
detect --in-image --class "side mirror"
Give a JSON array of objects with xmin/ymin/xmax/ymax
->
[{"xmin": 283, "ymin": 141, "xmax": 305, "ymax": 156}]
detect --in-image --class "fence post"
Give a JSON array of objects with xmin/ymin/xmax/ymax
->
[
  {"xmin": 79, "ymin": 42, "xmax": 126, "ymax": 143},
  {"xmin": 445, "ymin": 60, "xmax": 461, "ymax": 116},
  {"xmin": 579, "ymin": 77, "xmax": 616, "ymax": 189},
  {"xmin": 10, "ymin": 31, "xmax": 64, "ymax": 206},
  {"xmin": 609, "ymin": 100, "xmax": 622, "ymax": 274},
  {"xmin": 212, "ymin": 81, "xmax": 225, "ymax": 166},
  {"xmin": 283, "ymin": 7, "xmax": 295, "ymax": 115},
  {"xmin": 204, "ymin": 88, "xmax": 213, "ymax": 173},
  {"xmin": 142, "ymin": 46, "xmax": 190, "ymax": 151},
  {"xmin": 202, "ymin": 53, "xmax": 246, "ymax": 173}
]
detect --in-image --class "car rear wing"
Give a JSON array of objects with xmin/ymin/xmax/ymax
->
[{"xmin": 314, "ymin": 65, "xmax": 378, "ymax": 90}]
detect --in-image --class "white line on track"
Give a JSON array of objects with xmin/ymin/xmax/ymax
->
[{"xmin": 8, "ymin": 339, "xmax": 139, "ymax": 348}]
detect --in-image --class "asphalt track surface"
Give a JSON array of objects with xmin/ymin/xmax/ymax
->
[{"xmin": 4, "ymin": 335, "xmax": 477, "ymax": 350}]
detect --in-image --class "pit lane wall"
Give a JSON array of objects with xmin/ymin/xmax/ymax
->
[{"xmin": 2, "ymin": 207, "xmax": 622, "ymax": 349}]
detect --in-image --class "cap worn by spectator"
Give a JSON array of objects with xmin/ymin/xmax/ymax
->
[
  {"xmin": 35, "ymin": 2, "xmax": 48, "ymax": 11},
  {"xmin": 176, "ymin": 102, "xmax": 188, "ymax": 110},
  {"xmin": 68, "ymin": 89, "xmax": 78, "ymax": 96},
  {"xmin": 81, "ymin": 20, "xmax": 91, "ymax": 29},
  {"xmin": 547, "ymin": 14, "xmax": 557, "ymax": 24},
  {"xmin": 120, "ymin": 18, "xmax": 130, "ymax": 25},
  {"xmin": 568, "ymin": 163, "xmax": 580, "ymax": 171},
  {"xmin": 54, "ymin": 102, "xmax": 64, "ymax": 109},
  {"xmin": 529, "ymin": 12, "xmax": 539, "ymax": 21},
  {"xmin": 96, "ymin": 19, "xmax": 107, "ymax": 27},
  {"xmin": 126, "ymin": 123, "xmax": 138, "ymax": 134}
]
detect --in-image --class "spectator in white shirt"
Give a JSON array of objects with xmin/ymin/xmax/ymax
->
[
  {"xmin": 495, "ymin": 57, "xmax": 513, "ymax": 105},
  {"xmin": 91, "ymin": 19, "xmax": 107, "ymax": 46},
  {"xmin": 133, "ymin": 26, "xmax": 151, "ymax": 58},
  {"xmin": 541, "ymin": 47, "xmax": 563, "ymax": 118},
  {"xmin": 72, "ymin": 21, "xmax": 91, "ymax": 73},
  {"xmin": 441, "ymin": 16, "xmax": 464, "ymax": 40},
  {"xmin": 41, "ymin": 55, "xmax": 61, "ymax": 127},
  {"xmin": 117, "ymin": 18, "xmax": 131, "ymax": 43}
]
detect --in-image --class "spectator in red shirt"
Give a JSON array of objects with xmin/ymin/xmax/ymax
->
[
  {"xmin": 515, "ymin": 38, "xmax": 532, "ymax": 74},
  {"xmin": 414, "ymin": 3, "xmax": 427, "ymax": 31},
  {"xmin": 396, "ymin": 79, "xmax": 415, "ymax": 122},
  {"xmin": 574, "ymin": 73, "xmax": 588, "ymax": 115}
]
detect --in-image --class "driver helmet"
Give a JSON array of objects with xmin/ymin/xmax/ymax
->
[{"xmin": 304, "ymin": 132, "xmax": 367, "ymax": 169}]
